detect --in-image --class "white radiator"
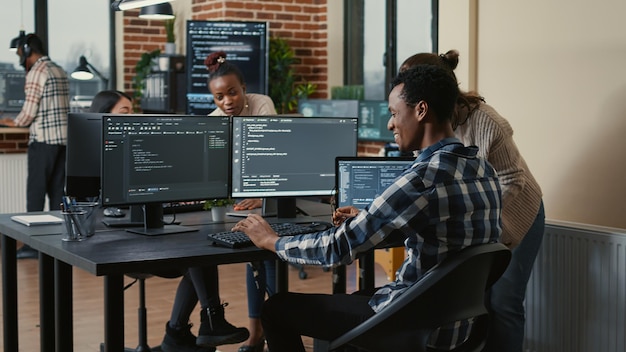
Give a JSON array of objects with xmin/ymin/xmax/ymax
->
[
  {"xmin": 0, "ymin": 154, "xmax": 28, "ymax": 213},
  {"xmin": 525, "ymin": 220, "xmax": 626, "ymax": 352}
]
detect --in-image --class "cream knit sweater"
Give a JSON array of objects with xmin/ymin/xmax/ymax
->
[{"xmin": 455, "ymin": 103, "xmax": 543, "ymax": 248}]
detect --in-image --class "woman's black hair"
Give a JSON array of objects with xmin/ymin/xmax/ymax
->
[
  {"xmin": 89, "ymin": 90, "xmax": 132, "ymax": 113},
  {"xmin": 204, "ymin": 51, "xmax": 245, "ymax": 85}
]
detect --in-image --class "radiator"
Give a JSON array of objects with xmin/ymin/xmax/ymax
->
[
  {"xmin": 0, "ymin": 154, "xmax": 28, "ymax": 213},
  {"xmin": 524, "ymin": 220, "xmax": 626, "ymax": 352}
]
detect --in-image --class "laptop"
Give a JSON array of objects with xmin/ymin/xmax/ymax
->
[
  {"xmin": 335, "ymin": 156, "xmax": 414, "ymax": 209},
  {"xmin": 226, "ymin": 198, "xmax": 278, "ymax": 217}
]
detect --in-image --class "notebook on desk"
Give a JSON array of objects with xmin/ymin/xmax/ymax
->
[
  {"xmin": 335, "ymin": 156, "xmax": 414, "ymax": 209},
  {"xmin": 11, "ymin": 214, "xmax": 64, "ymax": 226}
]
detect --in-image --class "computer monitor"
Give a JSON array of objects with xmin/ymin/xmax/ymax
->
[
  {"xmin": 335, "ymin": 156, "xmax": 414, "ymax": 209},
  {"xmin": 101, "ymin": 114, "xmax": 231, "ymax": 235},
  {"xmin": 186, "ymin": 20, "xmax": 269, "ymax": 115},
  {"xmin": 297, "ymin": 99, "xmax": 359, "ymax": 118},
  {"xmin": 357, "ymin": 100, "xmax": 394, "ymax": 142},
  {"xmin": 231, "ymin": 116, "xmax": 359, "ymax": 218},
  {"xmin": 65, "ymin": 113, "xmax": 103, "ymax": 200},
  {"xmin": 1, "ymin": 71, "xmax": 26, "ymax": 112}
]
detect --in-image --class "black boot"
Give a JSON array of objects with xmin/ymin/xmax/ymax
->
[
  {"xmin": 161, "ymin": 322, "xmax": 216, "ymax": 352},
  {"xmin": 197, "ymin": 303, "xmax": 249, "ymax": 347}
]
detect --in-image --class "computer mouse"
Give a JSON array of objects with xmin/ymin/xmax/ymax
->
[
  {"xmin": 309, "ymin": 221, "xmax": 333, "ymax": 231},
  {"xmin": 103, "ymin": 207, "xmax": 125, "ymax": 218}
]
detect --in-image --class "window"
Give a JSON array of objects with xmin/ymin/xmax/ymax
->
[{"xmin": 345, "ymin": 0, "xmax": 436, "ymax": 100}]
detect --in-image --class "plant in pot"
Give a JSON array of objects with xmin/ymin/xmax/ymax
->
[
  {"xmin": 268, "ymin": 37, "xmax": 317, "ymax": 114},
  {"xmin": 164, "ymin": 17, "xmax": 176, "ymax": 54},
  {"xmin": 203, "ymin": 198, "xmax": 236, "ymax": 222},
  {"xmin": 132, "ymin": 48, "xmax": 161, "ymax": 111}
]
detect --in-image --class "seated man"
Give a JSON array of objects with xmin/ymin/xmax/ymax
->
[{"xmin": 232, "ymin": 64, "xmax": 503, "ymax": 352}]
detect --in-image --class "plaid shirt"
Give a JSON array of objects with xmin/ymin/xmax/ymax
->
[
  {"xmin": 14, "ymin": 56, "xmax": 70, "ymax": 145},
  {"xmin": 275, "ymin": 138, "xmax": 502, "ymax": 349}
]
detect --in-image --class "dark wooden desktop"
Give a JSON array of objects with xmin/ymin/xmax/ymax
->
[
  {"xmin": 0, "ymin": 200, "xmax": 335, "ymax": 352},
  {"xmin": 0, "ymin": 198, "xmax": 389, "ymax": 352}
]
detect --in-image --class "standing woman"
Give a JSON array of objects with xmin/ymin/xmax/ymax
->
[
  {"xmin": 205, "ymin": 51, "xmax": 277, "ymax": 352},
  {"xmin": 400, "ymin": 50, "xmax": 545, "ymax": 352}
]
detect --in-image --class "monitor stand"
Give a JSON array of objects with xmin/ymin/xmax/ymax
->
[
  {"xmin": 123, "ymin": 203, "xmax": 198, "ymax": 236},
  {"xmin": 276, "ymin": 197, "xmax": 298, "ymax": 219}
]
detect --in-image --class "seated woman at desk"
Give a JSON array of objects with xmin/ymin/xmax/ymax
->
[
  {"xmin": 91, "ymin": 90, "xmax": 248, "ymax": 352},
  {"xmin": 206, "ymin": 51, "xmax": 277, "ymax": 352}
]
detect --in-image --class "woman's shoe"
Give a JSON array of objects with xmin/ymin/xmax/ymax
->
[{"xmin": 237, "ymin": 338, "xmax": 265, "ymax": 352}]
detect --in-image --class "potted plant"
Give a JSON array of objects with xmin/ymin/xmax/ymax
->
[
  {"xmin": 132, "ymin": 48, "xmax": 161, "ymax": 110},
  {"xmin": 203, "ymin": 198, "xmax": 236, "ymax": 222},
  {"xmin": 164, "ymin": 17, "xmax": 176, "ymax": 54},
  {"xmin": 268, "ymin": 37, "xmax": 317, "ymax": 114}
]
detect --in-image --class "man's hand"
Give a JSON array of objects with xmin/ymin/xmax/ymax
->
[
  {"xmin": 232, "ymin": 214, "xmax": 279, "ymax": 252},
  {"xmin": 0, "ymin": 118, "xmax": 16, "ymax": 127},
  {"xmin": 332, "ymin": 206, "xmax": 359, "ymax": 226},
  {"xmin": 234, "ymin": 198, "xmax": 263, "ymax": 210}
]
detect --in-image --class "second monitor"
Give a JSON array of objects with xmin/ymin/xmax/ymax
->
[{"xmin": 231, "ymin": 116, "xmax": 359, "ymax": 217}]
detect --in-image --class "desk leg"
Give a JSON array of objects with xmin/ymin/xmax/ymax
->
[
  {"xmin": 1, "ymin": 235, "xmax": 18, "ymax": 352},
  {"xmin": 38, "ymin": 254, "xmax": 55, "ymax": 351},
  {"xmin": 332, "ymin": 265, "xmax": 346, "ymax": 294},
  {"xmin": 104, "ymin": 274, "xmax": 125, "ymax": 352},
  {"xmin": 54, "ymin": 259, "xmax": 73, "ymax": 351},
  {"xmin": 275, "ymin": 260, "xmax": 288, "ymax": 293},
  {"xmin": 358, "ymin": 252, "xmax": 375, "ymax": 290}
]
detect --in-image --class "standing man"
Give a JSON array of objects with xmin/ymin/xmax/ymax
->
[{"xmin": 0, "ymin": 33, "xmax": 70, "ymax": 259}]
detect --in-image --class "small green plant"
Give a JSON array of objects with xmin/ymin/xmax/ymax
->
[
  {"xmin": 268, "ymin": 37, "xmax": 317, "ymax": 114},
  {"xmin": 132, "ymin": 48, "xmax": 161, "ymax": 109},
  {"xmin": 203, "ymin": 198, "xmax": 236, "ymax": 210},
  {"xmin": 165, "ymin": 18, "xmax": 175, "ymax": 43}
]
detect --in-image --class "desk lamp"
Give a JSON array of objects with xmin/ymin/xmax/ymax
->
[{"xmin": 71, "ymin": 56, "xmax": 109, "ymax": 89}]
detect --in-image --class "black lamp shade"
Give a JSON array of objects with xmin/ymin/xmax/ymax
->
[
  {"xmin": 9, "ymin": 30, "xmax": 26, "ymax": 52},
  {"xmin": 139, "ymin": 2, "xmax": 174, "ymax": 19},
  {"xmin": 71, "ymin": 56, "xmax": 95, "ymax": 80}
]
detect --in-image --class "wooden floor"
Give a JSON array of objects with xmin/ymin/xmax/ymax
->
[{"xmin": 0, "ymin": 249, "xmax": 390, "ymax": 352}]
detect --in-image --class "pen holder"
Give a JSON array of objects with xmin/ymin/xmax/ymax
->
[
  {"xmin": 74, "ymin": 201, "xmax": 98, "ymax": 237},
  {"xmin": 61, "ymin": 210, "xmax": 88, "ymax": 241}
]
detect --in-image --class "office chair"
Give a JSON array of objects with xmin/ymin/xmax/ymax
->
[
  {"xmin": 100, "ymin": 273, "xmax": 162, "ymax": 352},
  {"xmin": 322, "ymin": 242, "xmax": 511, "ymax": 352}
]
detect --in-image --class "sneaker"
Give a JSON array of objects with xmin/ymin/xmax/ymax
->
[
  {"xmin": 161, "ymin": 322, "xmax": 216, "ymax": 352},
  {"xmin": 197, "ymin": 303, "xmax": 249, "ymax": 347}
]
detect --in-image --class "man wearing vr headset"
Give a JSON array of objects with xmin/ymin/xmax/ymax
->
[{"xmin": 0, "ymin": 33, "xmax": 70, "ymax": 259}]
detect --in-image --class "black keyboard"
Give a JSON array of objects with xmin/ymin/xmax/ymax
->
[{"xmin": 207, "ymin": 222, "xmax": 323, "ymax": 249}]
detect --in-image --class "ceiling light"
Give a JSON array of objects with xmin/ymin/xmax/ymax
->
[
  {"xmin": 139, "ymin": 3, "xmax": 174, "ymax": 20},
  {"xmin": 111, "ymin": 0, "xmax": 174, "ymax": 11},
  {"xmin": 9, "ymin": 30, "xmax": 26, "ymax": 52}
]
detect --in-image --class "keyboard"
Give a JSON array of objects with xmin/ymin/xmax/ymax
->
[{"xmin": 207, "ymin": 222, "xmax": 326, "ymax": 249}]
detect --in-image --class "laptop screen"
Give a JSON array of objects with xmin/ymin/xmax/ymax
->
[{"xmin": 335, "ymin": 156, "xmax": 414, "ymax": 209}]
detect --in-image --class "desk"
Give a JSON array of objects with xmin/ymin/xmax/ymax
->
[
  {"xmin": 1, "ymin": 212, "xmax": 309, "ymax": 351},
  {"xmin": 1, "ymin": 199, "xmax": 333, "ymax": 352}
]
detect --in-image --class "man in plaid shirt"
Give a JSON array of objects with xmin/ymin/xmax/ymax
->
[
  {"xmin": 232, "ymin": 65, "xmax": 503, "ymax": 352},
  {"xmin": 0, "ymin": 33, "xmax": 69, "ymax": 259}
]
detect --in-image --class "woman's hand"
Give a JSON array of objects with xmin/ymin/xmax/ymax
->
[
  {"xmin": 332, "ymin": 206, "xmax": 359, "ymax": 226},
  {"xmin": 234, "ymin": 198, "xmax": 263, "ymax": 210}
]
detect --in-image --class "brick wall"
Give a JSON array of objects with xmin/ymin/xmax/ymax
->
[
  {"xmin": 0, "ymin": 130, "xmax": 29, "ymax": 154},
  {"xmin": 121, "ymin": 0, "xmax": 329, "ymax": 99}
]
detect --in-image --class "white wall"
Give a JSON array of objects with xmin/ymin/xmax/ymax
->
[{"xmin": 439, "ymin": 0, "xmax": 626, "ymax": 228}]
